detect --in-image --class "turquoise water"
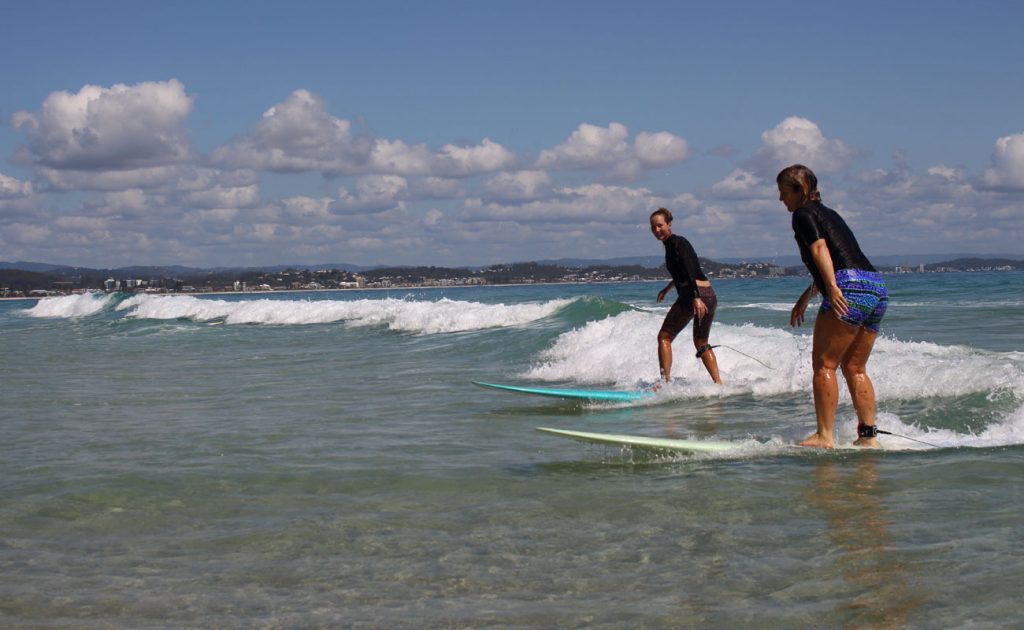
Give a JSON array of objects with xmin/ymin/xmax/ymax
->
[{"xmin": 2, "ymin": 272, "xmax": 1022, "ymax": 627}]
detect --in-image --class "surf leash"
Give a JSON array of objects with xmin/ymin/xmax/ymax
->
[
  {"xmin": 698, "ymin": 344, "xmax": 775, "ymax": 370},
  {"xmin": 876, "ymin": 429, "xmax": 941, "ymax": 448},
  {"xmin": 862, "ymin": 423, "xmax": 941, "ymax": 448}
]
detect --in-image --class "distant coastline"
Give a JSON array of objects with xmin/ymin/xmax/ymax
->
[{"xmin": 3, "ymin": 255, "xmax": 1021, "ymax": 300}]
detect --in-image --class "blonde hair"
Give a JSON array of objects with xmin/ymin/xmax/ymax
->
[{"xmin": 776, "ymin": 164, "xmax": 821, "ymax": 203}]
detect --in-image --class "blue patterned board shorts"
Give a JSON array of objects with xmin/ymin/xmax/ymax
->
[{"xmin": 820, "ymin": 269, "xmax": 888, "ymax": 333}]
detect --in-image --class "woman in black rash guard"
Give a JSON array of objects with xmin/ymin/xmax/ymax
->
[
  {"xmin": 650, "ymin": 208, "xmax": 722, "ymax": 384},
  {"xmin": 776, "ymin": 164, "xmax": 888, "ymax": 449}
]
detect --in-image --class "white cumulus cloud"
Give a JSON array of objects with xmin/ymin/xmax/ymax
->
[
  {"xmin": 211, "ymin": 89, "xmax": 371, "ymax": 174},
  {"xmin": 333, "ymin": 175, "xmax": 409, "ymax": 214},
  {"xmin": 184, "ymin": 184, "xmax": 260, "ymax": 209},
  {"xmin": 537, "ymin": 122, "xmax": 631, "ymax": 170},
  {"xmin": 536, "ymin": 122, "xmax": 690, "ymax": 179},
  {"xmin": 482, "ymin": 170, "xmax": 552, "ymax": 203},
  {"xmin": 366, "ymin": 136, "xmax": 515, "ymax": 177},
  {"xmin": 747, "ymin": 116, "xmax": 857, "ymax": 177},
  {"xmin": 982, "ymin": 133, "xmax": 1024, "ymax": 190},
  {"xmin": 710, "ymin": 168, "xmax": 772, "ymax": 199},
  {"xmin": 0, "ymin": 172, "xmax": 33, "ymax": 199},
  {"xmin": 635, "ymin": 131, "xmax": 691, "ymax": 167},
  {"xmin": 213, "ymin": 89, "xmax": 515, "ymax": 178},
  {"xmin": 464, "ymin": 182, "xmax": 695, "ymax": 223},
  {"xmin": 431, "ymin": 138, "xmax": 516, "ymax": 176},
  {"xmin": 410, "ymin": 177, "xmax": 462, "ymax": 200},
  {"xmin": 279, "ymin": 196, "xmax": 335, "ymax": 223},
  {"xmin": 12, "ymin": 79, "xmax": 194, "ymax": 171},
  {"xmin": 100, "ymin": 189, "xmax": 151, "ymax": 215}
]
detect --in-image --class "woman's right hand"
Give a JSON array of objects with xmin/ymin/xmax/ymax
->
[
  {"xmin": 656, "ymin": 288, "xmax": 668, "ymax": 303},
  {"xmin": 791, "ymin": 295, "xmax": 810, "ymax": 327}
]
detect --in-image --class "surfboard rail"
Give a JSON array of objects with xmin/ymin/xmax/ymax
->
[
  {"xmin": 536, "ymin": 427, "xmax": 739, "ymax": 453},
  {"xmin": 474, "ymin": 381, "xmax": 652, "ymax": 402},
  {"xmin": 537, "ymin": 427, "xmax": 900, "ymax": 454}
]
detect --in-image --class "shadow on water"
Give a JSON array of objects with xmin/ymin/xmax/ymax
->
[
  {"xmin": 806, "ymin": 457, "xmax": 928, "ymax": 628},
  {"xmin": 527, "ymin": 457, "xmax": 698, "ymax": 477},
  {"xmin": 481, "ymin": 403, "xmax": 646, "ymax": 420}
]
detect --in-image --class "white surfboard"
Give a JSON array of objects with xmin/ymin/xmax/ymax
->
[
  {"xmin": 536, "ymin": 427, "xmax": 740, "ymax": 453},
  {"xmin": 537, "ymin": 427, "xmax": 897, "ymax": 454}
]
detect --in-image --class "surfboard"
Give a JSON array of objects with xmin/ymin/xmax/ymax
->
[
  {"xmin": 536, "ymin": 427, "xmax": 739, "ymax": 453},
  {"xmin": 538, "ymin": 427, "xmax": 896, "ymax": 453},
  {"xmin": 473, "ymin": 381, "xmax": 653, "ymax": 403}
]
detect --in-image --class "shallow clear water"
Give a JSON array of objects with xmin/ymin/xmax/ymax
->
[{"xmin": 2, "ymin": 272, "xmax": 1022, "ymax": 627}]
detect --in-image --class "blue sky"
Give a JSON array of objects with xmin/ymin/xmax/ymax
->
[{"xmin": 1, "ymin": 0, "xmax": 1022, "ymax": 268}]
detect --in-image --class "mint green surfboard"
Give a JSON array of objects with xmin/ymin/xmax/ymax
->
[
  {"xmin": 536, "ymin": 427, "xmax": 739, "ymax": 453},
  {"xmin": 474, "ymin": 381, "xmax": 653, "ymax": 403}
]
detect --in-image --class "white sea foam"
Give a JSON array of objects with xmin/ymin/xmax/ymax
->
[
  {"xmin": 732, "ymin": 299, "xmax": 1024, "ymax": 311},
  {"xmin": 895, "ymin": 300, "xmax": 1024, "ymax": 308},
  {"xmin": 116, "ymin": 294, "xmax": 574, "ymax": 333},
  {"xmin": 23, "ymin": 292, "xmax": 114, "ymax": 318},
  {"xmin": 851, "ymin": 404, "xmax": 1024, "ymax": 451},
  {"xmin": 523, "ymin": 311, "xmax": 807, "ymax": 394},
  {"xmin": 729, "ymin": 302, "xmax": 795, "ymax": 312},
  {"xmin": 523, "ymin": 310, "xmax": 1024, "ymax": 403}
]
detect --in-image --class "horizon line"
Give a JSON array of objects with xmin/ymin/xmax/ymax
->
[{"xmin": 3, "ymin": 252, "xmax": 1022, "ymax": 272}]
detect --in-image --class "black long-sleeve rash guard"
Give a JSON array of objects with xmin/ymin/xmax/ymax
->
[
  {"xmin": 791, "ymin": 201, "xmax": 875, "ymax": 294},
  {"xmin": 663, "ymin": 234, "xmax": 709, "ymax": 302}
]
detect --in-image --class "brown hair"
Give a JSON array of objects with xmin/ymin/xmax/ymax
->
[
  {"xmin": 776, "ymin": 164, "xmax": 821, "ymax": 203},
  {"xmin": 650, "ymin": 207, "xmax": 673, "ymax": 223}
]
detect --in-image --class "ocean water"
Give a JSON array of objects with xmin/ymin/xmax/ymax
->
[{"xmin": 1, "ymin": 272, "xmax": 1022, "ymax": 628}]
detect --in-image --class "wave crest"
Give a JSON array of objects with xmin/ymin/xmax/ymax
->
[
  {"xmin": 24, "ymin": 292, "xmax": 114, "ymax": 318},
  {"xmin": 116, "ymin": 294, "xmax": 576, "ymax": 333}
]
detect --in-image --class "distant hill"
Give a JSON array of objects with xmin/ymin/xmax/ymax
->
[
  {"xmin": 0, "ymin": 268, "xmax": 60, "ymax": 293},
  {"xmin": 5, "ymin": 253, "xmax": 1019, "ymax": 275},
  {"xmin": 3, "ymin": 254, "xmax": 1021, "ymax": 295},
  {"xmin": 535, "ymin": 253, "xmax": 1021, "ymax": 269},
  {"xmin": 0, "ymin": 261, "xmax": 206, "ymax": 276},
  {"xmin": 255, "ymin": 262, "xmax": 378, "ymax": 273},
  {"xmin": 924, "ymin": 258, "xmax": 1023, "ymax": 271},
  {"xmin": 533, "ymin": 256, "xmax": 664, "ymax": 268},
  {"xmin": 0, "ymin": 261, "xmax": 72, "ymax": 273}
]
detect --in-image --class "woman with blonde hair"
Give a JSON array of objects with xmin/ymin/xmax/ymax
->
[{"xmin": 776, "ymin": 164, "xmax": 888, "ymax": 448}]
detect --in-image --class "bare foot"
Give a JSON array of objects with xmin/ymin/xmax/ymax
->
[
  {"xmin": 853, "ymin": 437, "xmax": 880, "ymax": 448},
  {"xmin": 798, "ymin": 433, "xmax": 835, "ymax": 449}
]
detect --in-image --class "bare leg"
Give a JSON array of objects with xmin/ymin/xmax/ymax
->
[
  {"xmin": 800, "ymin": 312, "xmax": 859, "ymax": 448},
  {"xmin": 694, "ymin": 337, "xmax": 722, "ymax": 384},
  {"xmin": 658, "ymin": 330, "xmax": 674, "ymax": 382},
  {"xmin": 841, "ymin": 328, "xmax": 880, "ymax": 448}
]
